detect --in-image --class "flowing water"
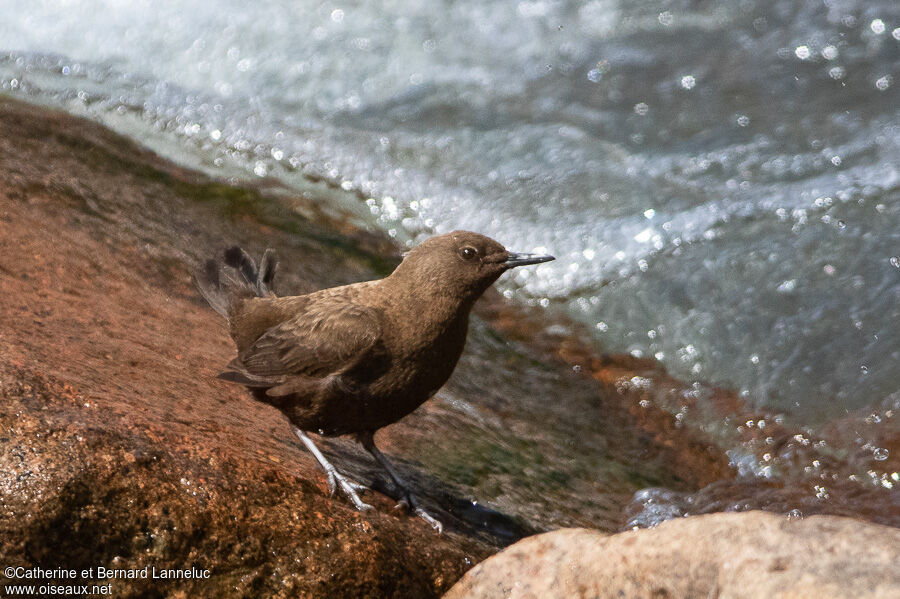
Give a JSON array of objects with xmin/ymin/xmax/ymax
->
[{"xmin": 1, "ymin": 0, "xmax": 898, "ymax": 525}]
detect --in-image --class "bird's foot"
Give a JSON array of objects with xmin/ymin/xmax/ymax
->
[
  {"xmin": 414, "ymin": 506, "xmax": 444, "ymax": 534},
  {"xmin": 395, "ymin": 494, "xmax": 443, "ymax": 534},
  {"xmin": 324, "ymin": 471, "xmax": 369, "ymax": 495},
  {"xmin": 323, "ymin": 468, "xmax": 373, "ymax": 512},
  {"xmin": 294, "ymin": 427, "xmax": 372, "ymax": 511}
]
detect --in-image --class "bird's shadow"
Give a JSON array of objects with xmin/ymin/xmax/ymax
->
[{"xmin": 314, "ymin": 437, "xmax": 538, "ymax": 547}]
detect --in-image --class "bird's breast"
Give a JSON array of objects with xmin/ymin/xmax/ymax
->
[{"xmin": 361, "ymin": 314, "xmax": 469, "ymax": 422}]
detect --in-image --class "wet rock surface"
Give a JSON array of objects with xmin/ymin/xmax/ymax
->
[
  {"xmin": 0, "ymin": 97, "xmax": 492, "ymax": 598},
  {"xmin": 0, "ymin": 96, "xmax": 726, "ymax": 596},
  {"xmin": 0, "ymin": 96, "xmax": 896, "ymax": 597},
  {"xmin": 445, "ymin": 511, "xmax": 900, "ymax": 599}
]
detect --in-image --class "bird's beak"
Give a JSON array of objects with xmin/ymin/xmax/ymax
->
[{"xmin": 504, "ymin": 251, "xmax": 555, "ymax": 268}]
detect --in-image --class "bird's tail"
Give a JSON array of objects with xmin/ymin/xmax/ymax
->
[{"xmin": 195, "ymin": 246, "xmax": 278, "ymax": 318}]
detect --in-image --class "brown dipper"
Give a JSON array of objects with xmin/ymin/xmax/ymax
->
[{"xmin": 197, "ymin": 231, "xmax": 554, "ymax": 531}]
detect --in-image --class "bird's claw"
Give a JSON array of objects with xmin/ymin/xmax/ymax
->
[
  {"xmin": 415, "ymin": 507, "xmax": 444, "ymax": 533},
  {"xmin": 323, "ymin": 469, "xmax": 372, "ymax": 511},
  {"xmin": 393, "ymin": 494, "xmax": 443, "ymax": 533}
]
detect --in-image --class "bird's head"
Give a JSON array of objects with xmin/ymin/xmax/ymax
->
[{"xmin": 390, "ymin": 230, "xmax": 554, "ymax": 303}]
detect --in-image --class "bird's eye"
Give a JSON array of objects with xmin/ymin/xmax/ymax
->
[{"xmin": 459, "ymin": 247, "xmax": 478, "ymax": 260}]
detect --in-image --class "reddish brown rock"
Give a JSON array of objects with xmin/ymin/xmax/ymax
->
[
  {"xmin": 445, "ymin": 511, "xmax": 900, "ymax": 599},
  {"xmin": 1, "ymin": 94, "xmax": 892, "ymax": 599},
  {"xmin": 0, "ymin": 97, "xmax": 491, "ymax": 598},
  {"xmin": 0, "ymin": 93, "xmax": 738, "ymax": 599},
  {"xmin": 0, "ymin": 94, "xmax": 741, "ymax": 575}
]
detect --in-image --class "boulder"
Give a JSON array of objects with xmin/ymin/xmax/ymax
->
[{"xmin": 445, "ymin": 511, "xmax": 900, "ymax": 599}]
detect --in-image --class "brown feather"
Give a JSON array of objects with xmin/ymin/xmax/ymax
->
[{"xmin": 200, "ymin": 231, "xmax": 553, "ymax": 436}]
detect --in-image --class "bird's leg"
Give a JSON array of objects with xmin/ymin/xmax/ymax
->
[
  {"xmin": 293, "ymin": 427, "xmax": 372, "ymax": 511},
  {"xmin": 357, "ymin": 431, "xmax": 443, "ymax": 533}
]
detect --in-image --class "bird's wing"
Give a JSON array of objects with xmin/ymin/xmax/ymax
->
[{"xmin": 218, "ymin": 300, "xmax": 385, "ymax": 388}]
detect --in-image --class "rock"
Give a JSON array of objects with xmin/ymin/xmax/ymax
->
[
  {"xmin": 2, "ymin": 96, "xmax": 892, "ymax": 598},
  {"xmin": 0, "ymin": 95, "xmax": 732, "ymax": 599},
  {"xmin": 0, "ymin": 93, "xmax": 718, "ymax": 599},
  {"xmin": 0, "ymin": 97, "xmax": 493, "ymax": 598},
  {"xmin": 445, "ymin": 511, "xmax": 900, "ymax": 599}
]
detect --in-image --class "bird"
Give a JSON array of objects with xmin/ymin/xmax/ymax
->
[{"xmin": 196, "ymin": 230, "xmax": 554, "ymax": 531}]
